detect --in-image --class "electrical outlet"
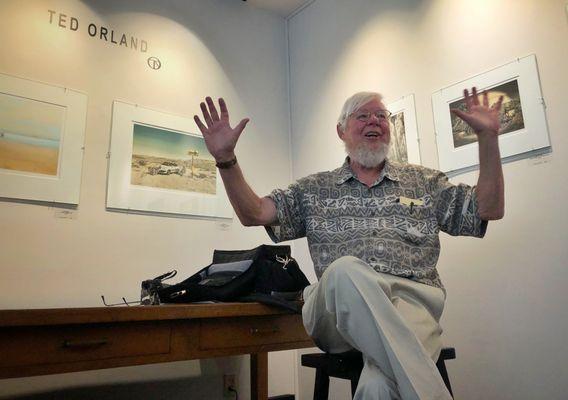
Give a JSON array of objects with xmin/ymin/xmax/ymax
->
[{"xmin": 223, "ymin": 374, "xmax": 236, "ymax": 398}]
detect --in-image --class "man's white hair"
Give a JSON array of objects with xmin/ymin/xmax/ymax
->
[{"xmin": 337, "ymin": 91, "xmax": 384, "ymax": 130}]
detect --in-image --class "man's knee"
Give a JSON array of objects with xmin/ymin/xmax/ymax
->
[
  {"xmin": 321, "ymin": 256, "xmax": 391, "ymax": 297},
  {"xmin": 323, "ymin": 256, "xmax": 364, "ymax": 280}
]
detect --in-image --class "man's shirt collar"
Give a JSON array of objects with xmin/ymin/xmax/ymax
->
[
  {"xmin": 382, "ymin": 158, "xmax": 403, "ymax": 182},
  {"xmin": 336, "ymin": 157, "xmax": 402, "ymax": 186},
  {"xmin": 335, "ymin": 158, "xmax": 355, "ymax": 184}
]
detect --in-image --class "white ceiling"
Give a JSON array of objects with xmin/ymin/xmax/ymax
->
[{"xmin": 244, "ymin": 0, "xmax": 313, "ymax": 18}]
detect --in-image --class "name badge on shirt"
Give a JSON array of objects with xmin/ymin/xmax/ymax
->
[{"xmin": 398, "ymin": 196, "xmax": 424, "ymax": 207}]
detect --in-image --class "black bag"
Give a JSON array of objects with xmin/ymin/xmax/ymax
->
[{"xmin": 150, "ymin": 245, "xmax": 310, "ymax": 313}]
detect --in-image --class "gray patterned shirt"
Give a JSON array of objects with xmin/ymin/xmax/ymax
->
[{"xmin": 265, "ymin": 158, "xmax": 487, "ymax": 289}]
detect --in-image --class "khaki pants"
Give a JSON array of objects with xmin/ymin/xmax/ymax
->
[{"xmin": 302, "ymin": 256, "xmax": 452, "ymax": 400}]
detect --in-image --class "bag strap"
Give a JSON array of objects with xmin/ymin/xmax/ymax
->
[
  {"xmin": 275, "ymin": 255, "xmax": 291, "ymax": 269},
  {"xmin": 153, "ymin": 270, "xmax": 177, "ymax": 281}
]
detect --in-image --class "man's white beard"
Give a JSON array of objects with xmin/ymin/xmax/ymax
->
[{"xmin": 344, "ymin": 140, "xmax": 390, "ymax": 168}]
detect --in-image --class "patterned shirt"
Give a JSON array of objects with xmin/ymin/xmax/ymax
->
[{"xmin": 265, "ymin": 158, "xmax": 487, "ymax": 289}]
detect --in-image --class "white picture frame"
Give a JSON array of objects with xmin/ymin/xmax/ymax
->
[
  {"xmin": 386, "ymin": 94, "xmax": 421, "ymax": 165},
  {"xmin": 0, "ymin": 73, "xmax": 87, "ymax": 205},
  {"xmin": 432, "ymin": 54, "xmax": 550, "ymax": 175},
  {"xmin": 107, "ymin": 101, "xmax": 232, "ymax": 219}
]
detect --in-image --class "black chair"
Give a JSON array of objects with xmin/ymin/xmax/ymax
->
[{"xmin": 301, "ymin": 347, "xmax": 456, "ymax": 400}]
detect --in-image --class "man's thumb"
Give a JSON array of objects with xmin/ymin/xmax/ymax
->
[
  {"xmin": 450, "ymin": 109, "xmax": 466, "ymax": 120},
  {"xmin": 235, "ymin": 118, "xmax": 250, "ymax": 138}
]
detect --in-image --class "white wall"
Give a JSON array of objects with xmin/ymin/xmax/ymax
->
[
  {"xmin": 287, "ymin": 0, "xmax": 568, "ymax": 399},
  {"xmin": 0, "ymin": 0, "xmax": 295, "ymax": 398}
]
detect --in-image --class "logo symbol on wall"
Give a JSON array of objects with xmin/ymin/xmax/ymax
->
[{"xmin": 147, "ymin": 57, "xmax": 161, "ymax": 70}]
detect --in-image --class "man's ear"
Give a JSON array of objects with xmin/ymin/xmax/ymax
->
[{"xmin": 337, "ymin": 124, "xmax": 345, "ymax": 140}]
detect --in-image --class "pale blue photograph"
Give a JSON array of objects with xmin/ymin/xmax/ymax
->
[{"xmin": 0, "ymin": 92, "xmax": 64, "ymax": 175}]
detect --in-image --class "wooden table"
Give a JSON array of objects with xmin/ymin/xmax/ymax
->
[{"xmin": 0, "ymin": 303, "xmax": 314, "ymax": 399}]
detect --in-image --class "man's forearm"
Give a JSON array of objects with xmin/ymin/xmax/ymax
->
[
  {"xmin": 475, "ymin": 134, "xmax": 504, "ymax": 220},
  {"xmin": 218, "ymin": 161, "xmax": 277, "ymax": 226}
]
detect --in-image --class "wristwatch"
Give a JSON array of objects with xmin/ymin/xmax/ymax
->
[{"xmin": 215, "ymin": 157, "xmax": 237, "ymax": 169}]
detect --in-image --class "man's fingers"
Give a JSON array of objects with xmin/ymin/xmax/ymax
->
[
  {"xmin": 206, "ymin": 97, "xmax": 220, "ymax": 120},
  {"xmin": 483, "ymin": 91, "xmax": 489, "ymax": 107},
  {"xmin": 234, "ymin": 118, "xmax": 250, "ymax": 139},
  {"xmin": 471, "ymin": 87, "xmax": 480, "ymax": 106},
  {"xmin": 200, "ymin": 102, "xmax": 213, "ymax": 126},
  {"xmin": 219, "ymin": 98, "xmax": 229, "ymax": 121},
  {"xmin": 463, "ymin": 89, "xmax": 472, "ymax": 110},
  {"xmin": 493, "ymin": 95, "xmax": 504, "ymax": 111},
  {"xmin": 194, "ymin": 115, "xmax": 208, "ymax": 134}
]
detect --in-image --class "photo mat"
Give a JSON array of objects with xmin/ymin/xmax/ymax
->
[
  {"xmin": 0, "ymin": 73, "xmax": 87, "ymax": 205},
  {"xmin": 386, "ymin": 94, "xmax": 421, "ymax": 165},
  {"xmin": 107, "ymin": 101, "xmax": 232, "ymax": 218},
  {"xmin": 432, "ymin": 54, "xmax": 550, "ymax": 175}
]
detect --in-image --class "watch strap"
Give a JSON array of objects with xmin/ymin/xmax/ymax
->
[{"xmin": 215, "ymin": 157, "xmax": 237, "ymax": 169}]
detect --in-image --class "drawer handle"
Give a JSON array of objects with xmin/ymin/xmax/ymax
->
[
  {"xmin": 62, "ymin": 339, "xmax": 109, "ymax": 348},
  {"xmin": 250, "ymin": 326, "xmax": 279, "ymax": 335}
]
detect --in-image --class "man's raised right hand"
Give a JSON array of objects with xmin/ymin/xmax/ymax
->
[{"xmin": 194, "ymin": 97, "xmax": 249, "ymax": 163}]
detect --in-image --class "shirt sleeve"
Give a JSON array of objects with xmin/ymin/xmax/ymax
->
[
  {"xmin": 264, "ymin": 181, "xmax": 307, "ymax": 243},
  {"xmin": 430, "ymin": 171, "xmax": 488, "ymax": 237}
]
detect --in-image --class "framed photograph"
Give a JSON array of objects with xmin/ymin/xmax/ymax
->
[
  {"xmin": 107, "ymin": 101, "xmax": 232, "ymax": 218},
  {"xmin": 0, "ymin": 73, "xmax": 87, "ymax": 205},
  {"xmin": 432, "ymin": 54, "xmax": 550, "ymax": 174},
  {"xmin": 386, "ymin": 94, "xmax": 421, "ymax": 165}
]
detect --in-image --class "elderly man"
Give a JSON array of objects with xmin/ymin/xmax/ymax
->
[{"xmin": 195, "ymin": 88, "xmax": 504, "ymax": 400}]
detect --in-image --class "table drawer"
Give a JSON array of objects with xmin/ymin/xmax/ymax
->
[
  {"xmin": 199, "ymin": 314, "xmax": 308, "ymax": 350},
  {"xmin": 0, "ymin": 322, "xmax": 171, "ymax": 367}
]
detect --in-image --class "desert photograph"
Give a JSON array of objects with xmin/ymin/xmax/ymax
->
[{"xmin": 130, "ymin": 123, "xmax": 216, "ymax": 195}]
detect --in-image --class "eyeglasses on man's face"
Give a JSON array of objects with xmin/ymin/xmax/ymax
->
[{"xmin": 352, "ymin": 109, "xmax": 392, "ymax": 122}]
